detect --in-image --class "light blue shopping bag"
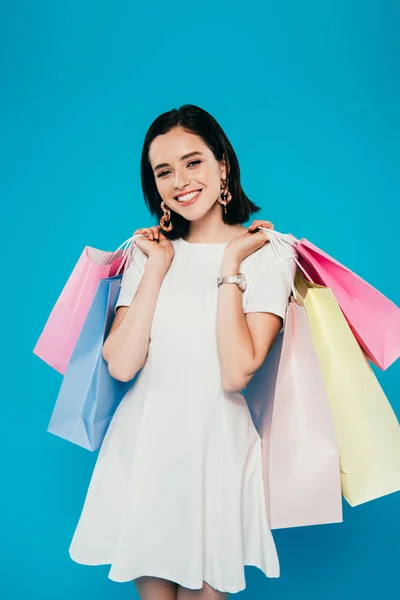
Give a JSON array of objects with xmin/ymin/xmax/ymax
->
[{"xmin": 47, "ymin": 275, "xmax": 134, "ymax": 451}]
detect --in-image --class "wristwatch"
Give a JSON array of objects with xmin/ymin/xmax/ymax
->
[{"xmin": 217, "ymin": 272, "xmax": 247, "ymax": 292}]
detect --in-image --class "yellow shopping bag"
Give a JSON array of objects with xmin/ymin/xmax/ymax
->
[{"xmin": 295, "ymin": 272, "xmax": 400, "ymax": 506}]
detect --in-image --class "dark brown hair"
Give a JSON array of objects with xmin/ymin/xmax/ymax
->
[{"xmin": 140, "ymin": 104, "xmax": 261, "ymax": 240}]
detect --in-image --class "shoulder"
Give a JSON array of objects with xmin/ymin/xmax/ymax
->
[
  {"xmin": 242, "ymin": 240, "xmax": 298, "ymax": 283},
  {"xmin": 124, "ymin": 242, "xmax": 148, "ymax": 271},
  {"xmin": 258, "ymin": 239, "xmax": 297, "ymax": 265},
  {"xmin": 242, "ymin": 241, "xmax": 280, "ymax": 271}
]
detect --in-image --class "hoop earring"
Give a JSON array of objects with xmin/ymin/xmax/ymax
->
[
  {"xmin": 218, "ymin": 178, "xmax": 232, "ymax": 215},
  {"xmin": 159, "ymin": 201, "xmax": 173, "ymax": 232}
]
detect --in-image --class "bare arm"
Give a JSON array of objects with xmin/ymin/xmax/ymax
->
[
  {"xmin": 102, "ymin": 226, "xmax": 173, "ymax": 382},
  {"xmin": 216, "ymin": 253, "xmax": 282, "ymax": 392},
  {"xmin": 102, "ymin": 257, "xmax": 167, "ymax": 382}
]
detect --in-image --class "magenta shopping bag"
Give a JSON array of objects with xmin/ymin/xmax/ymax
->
[
  {"xmin": 258, "ymin": 227, "xmax": 400, "ymax": 371},
  {"xmin": 244, "ymin": 296, "xmax": 343, "ymax": 530},
  {"xmin": 33, "ymin": 233, "xmax": 144, "ymax": 374},
  {"xmin": 294, "ymin": 237, "xmax": 400, "ymax": 370}
]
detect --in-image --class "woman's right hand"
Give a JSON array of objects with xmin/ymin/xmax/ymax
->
[{"xmin": 133, "ymin": 225, "xmax": 175, "ymax": 273}]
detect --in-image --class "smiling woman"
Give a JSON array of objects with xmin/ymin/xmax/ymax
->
[
  {"xmin": 68, "ymin": 105, "xmax": 293, "ymax": 600},
  {"xmin": 140, "ymin": 105, "xmax": 262, "ymax": 241}
]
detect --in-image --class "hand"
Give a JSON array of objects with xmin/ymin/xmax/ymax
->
[
  {"xmin": 224, "ymin": 219, "xmax": 275, "ymax": 263},
  {"xmin": 133, "ymin": 225, "xmax": 175, "ymax": 272}
]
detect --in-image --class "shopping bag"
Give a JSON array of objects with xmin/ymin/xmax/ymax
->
[
  {"xmin": 295, "ymin": 271, "xmax": 400, "ymax": 506},
  {"xmin": 244, "ymin": 296, "xmax": 343, "ymax": 530},
  {"xmin": 33, "ymin": 233, "xmax": 144, "ymax": 374},
  {"xmin": 257, "ymin": 227, "xmax": 400, "ymax": 370},
  {"xmin": 294, "ymin": 237, "xmax": 400, "ymax": 370},
  {"xmin": 47, "ymin": 275, "xmax": 134, "ymax": 451}
]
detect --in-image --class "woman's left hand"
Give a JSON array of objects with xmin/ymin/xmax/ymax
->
[{"xmin": 224, "ymin": 219, "xmax": 274, "ymax": 263}]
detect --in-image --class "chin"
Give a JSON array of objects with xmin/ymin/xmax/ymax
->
[
  {"xmin": 183, "ymin": 205, "xmax": 214, "ymax": 222},
  {"xmin": 178, "ymin": 196, "xmax": 219, "ymax": 220}
]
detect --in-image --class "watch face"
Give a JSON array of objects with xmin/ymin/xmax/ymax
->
[{"xmin": 238, "ymin": 272, "xmax": 247, "ymax": 291}]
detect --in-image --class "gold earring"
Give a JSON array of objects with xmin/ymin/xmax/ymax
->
[
  {"xmin": 218, "ymin": 178, "xmax": 232, "ymax": 214},
  {"xmin": 159, "ymin": 201, "xmax": 173, "ymax": 232}
]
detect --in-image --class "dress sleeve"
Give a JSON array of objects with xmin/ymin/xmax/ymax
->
[
  {"xmin": 114, "ymin": 244, "xmax": 148, "ymax": 314},
  {"xmin": 243, "ymin": 244, "xmax": 297, "ymax": 331}
]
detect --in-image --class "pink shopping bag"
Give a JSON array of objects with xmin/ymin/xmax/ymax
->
[
  {"xmin": 244, "ymin": 296, "xmax": 343, "ymax": 530},
  {"xmin": 293, "ymin": 237, "xmax": 400, "ymax": 370},
  {"xmin": 33, "ymin": 234, "xmax": 144, "ymax": 374}
]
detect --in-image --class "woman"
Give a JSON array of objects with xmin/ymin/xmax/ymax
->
[{"xmin": 68, "ymin": 104, "xmax": 296, "ymax": 599}]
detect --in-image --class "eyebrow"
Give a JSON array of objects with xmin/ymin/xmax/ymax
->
[{"xmin": 153, "ymin": 151, "xmax": 204, "ymax": 172}]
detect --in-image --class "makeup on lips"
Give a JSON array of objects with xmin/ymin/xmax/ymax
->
[{"xmin": 174, "ymin": 189, "xmax": 202, "ymax": 207}]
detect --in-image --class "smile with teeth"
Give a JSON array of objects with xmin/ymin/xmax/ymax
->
[{"xmin": 175, "ymin": 189, "xmax": 202, "ymax": 205}]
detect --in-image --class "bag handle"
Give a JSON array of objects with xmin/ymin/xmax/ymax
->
[
  {"xmin": 98, "ymin": 232, "xmax": 147, "ymax": 289},
  {"xmin": 257, "ymin": 227, "xmax": 315, "ymax": 302}
]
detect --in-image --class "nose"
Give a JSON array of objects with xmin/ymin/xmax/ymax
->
[{"xmin": 172, "ymin": 169, "xmax": 190, "ymax": 189}]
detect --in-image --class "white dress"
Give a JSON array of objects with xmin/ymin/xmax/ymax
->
[{"xmin": 69, "ymin": 236, "xmax": 293, "ymax": 594}]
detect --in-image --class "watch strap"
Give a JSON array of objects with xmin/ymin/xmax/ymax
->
[{"xmin": 217, "ymin": 275, "xmax": 240, "ymax": 286}]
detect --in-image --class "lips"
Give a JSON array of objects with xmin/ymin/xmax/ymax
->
[{"xmin": 174, "ymin": 189, "xmax": 202, "ymax": 206}]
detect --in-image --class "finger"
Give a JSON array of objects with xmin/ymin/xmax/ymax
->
[
  {"xmin": 142, "ymin": 227, "xmax": 154, "ymax": 240},
  {"xmin": 256, "ymin": 230, "xmax": 270, "ymax": 243},
  {"xmin": 247, "ymin": 220, "xmax": 258, "ymax": 230},
  {"xmin": 251, "ymin": 220, "xmax": 273, "ymax": 226},
  {"xmin": 248, "ymin": 220, "xmax": 273, "ymax": 231},
  {"xmin": 249, "ymin": 221, "xmax": 274, "ymax": 233},
  {"xmin": 258, "ymin": 223, "xmax": 274, "ymax": 230},
  {"xmin": 133, "ymin": 228, "xmax": 147, "ymax": 236},
  {"xmin": 254, "ymin": 220, "xmax": 273, "ymax": 229},
  {"xmin": 158, "ymin": 231, "xmax": 172, "ymax": 244},
  {"xmin": 150, "ymin": 225, "xmax": 161, "ymax": 240},
  {"xmin": 134, "ymin": 227, "xmax": 155, "ymax": 241}
]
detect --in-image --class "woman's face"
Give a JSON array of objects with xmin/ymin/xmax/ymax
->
[{"xmin": 148, "ymin": 126, "xmax": 226, "ymax": 221}]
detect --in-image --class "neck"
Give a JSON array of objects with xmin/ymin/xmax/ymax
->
[{"xmin": 186, "ymin": 203, "xmax": 246, "ymax": 243}]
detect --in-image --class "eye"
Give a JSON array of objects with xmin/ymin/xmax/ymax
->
[{"xmin": 157, "ymin": 160, "xmax": 201, "ymax": 178}]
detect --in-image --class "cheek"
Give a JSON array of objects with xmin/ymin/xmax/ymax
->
[
  {"xmin": 198, "ymin": 166, "xmax": 219, "ymax": 191},
  {"xmin": 155, "ymin": 177, "xmax": 169, "ymax": 198},
  {"xmin": 205, "ymin": 169, "xmax": 222, "ymax": 194},
  {"xmin": 200, "ymin": 164, "xmax": 215, "ymax": 182}
]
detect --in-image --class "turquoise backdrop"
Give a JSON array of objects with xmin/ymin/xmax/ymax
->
[{"xmin": 1, "ymin": 1, "xmax": 399, "ymax": 598}]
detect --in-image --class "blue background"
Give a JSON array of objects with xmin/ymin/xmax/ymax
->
[{"xmin": 1, "ymin": 0, "xmax": 399, "ymax": 598}]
